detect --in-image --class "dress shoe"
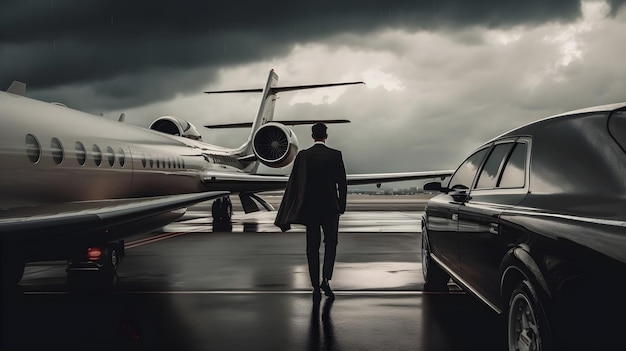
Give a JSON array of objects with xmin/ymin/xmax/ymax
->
[{"xmin": 320, "ymin": 279, "xmax": 334, "ymax": 298}]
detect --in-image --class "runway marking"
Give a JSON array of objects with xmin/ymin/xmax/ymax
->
[{"xmin": 125, "ymin": 229, "xmax": 204, "ymax": 249}]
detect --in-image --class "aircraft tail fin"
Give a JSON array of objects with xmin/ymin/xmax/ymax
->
[{"xmin": 203, "ymin": 70, "xmax": 363, "ymax": 155}]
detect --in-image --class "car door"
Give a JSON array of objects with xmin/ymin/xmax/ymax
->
[
  {"xmin": 457, "ymin": 138, "xmax": 530, "ymax": 306},
  {"xmin": 427, "ymin": 146, "xmax": 490, "ymax": 275}
]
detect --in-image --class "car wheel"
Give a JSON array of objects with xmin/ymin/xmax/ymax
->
[
  {"xmin": 508, "ymin": 280, "xmax": 553, "ymax": 351},
  {"xmin": 421, "ymin": 228, "xmax": 449, "ymax": 291}
]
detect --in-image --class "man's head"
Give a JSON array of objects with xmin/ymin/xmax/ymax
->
[{"xmin": 312, "ymin": 123, "xmax": 328, "ymax": 141}]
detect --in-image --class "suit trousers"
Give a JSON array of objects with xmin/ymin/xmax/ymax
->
[{"xmin": 305, "ymin": 216, "xmax": 339, "ymax": 288}]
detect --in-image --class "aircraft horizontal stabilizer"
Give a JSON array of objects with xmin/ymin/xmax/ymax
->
[
  {"xmin": 205, "ymin": 119, "xmax": 351, "ymax": 129},
  {"xmin": 204, "ymin": 81, "xmax": 364, "ymax": 95}
]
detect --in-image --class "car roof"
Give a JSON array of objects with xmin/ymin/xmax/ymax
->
[{"xmin": 489, "ymin": 101, "xmax": 626, "ymax": 142}]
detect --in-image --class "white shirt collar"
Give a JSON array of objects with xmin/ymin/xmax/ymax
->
[{"xmin": 314, "ymin": 141, "xmax": 325, "ymax": 145}]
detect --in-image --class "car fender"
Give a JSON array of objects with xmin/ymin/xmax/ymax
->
[{"xmin": 499, "ymin": 245, "xmax": 552, "ymax": 306}]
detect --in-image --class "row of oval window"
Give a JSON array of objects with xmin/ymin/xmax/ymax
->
[{"xmin": 25, "ymin": 134, "xmax": 185, "ymax": 169}]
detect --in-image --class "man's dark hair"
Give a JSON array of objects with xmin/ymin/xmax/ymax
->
[{"xmin": 312, "ymin": 123, "xmax": 328, "ymax": 140}]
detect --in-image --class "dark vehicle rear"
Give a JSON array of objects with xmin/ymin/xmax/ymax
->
[{"xmin": 421, "ymin": 103, "xmax": 626, "ymax": 350}]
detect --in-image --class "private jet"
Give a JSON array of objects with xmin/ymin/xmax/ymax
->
[{"xmin": 0, "ymin": 70, "xmax": 453, "ymax": 286}]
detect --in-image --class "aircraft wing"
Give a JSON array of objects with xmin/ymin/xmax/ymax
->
[
  {"xmin": 201, "ymin": 170, "xmax": 454, "ymax": 193},
  {"xmin": 0, "ymin": 191, "xmax": 229, "ymax": 239},
  {"xmin": 345, "ymin": 170, "xmax": 454, "ymax": 186}
]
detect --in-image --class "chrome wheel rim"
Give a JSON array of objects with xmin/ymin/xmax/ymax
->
[{"xmin": 509, "ymin": 292, "xmax": 541, "ymax": 351}]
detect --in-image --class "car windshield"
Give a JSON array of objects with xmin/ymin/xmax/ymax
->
[{"xmin": 609, "ymin": 110, "xmax": 626, "ymax": 152}]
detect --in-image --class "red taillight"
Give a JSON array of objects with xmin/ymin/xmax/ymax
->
[{"xmin": 87, "ymin": 247, "xmax": 102, "ymax": 261}]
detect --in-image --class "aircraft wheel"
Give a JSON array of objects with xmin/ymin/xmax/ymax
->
[
  {"xmin": 212, "ymin": 199, "xmax": 223, "ymax": 221},
  {"xmin": 212, "ymin": 197, "xmax": 232, "ymax": 222},
  {"xmin": 222, "ymin": 196, "xmax": 232, "ymax": 221},
  {"xmin": 101, "ymin": 244, "xmax": 121, "ymax": 286},
  {"xmin": 104, "ymin": 244, "xmax": 121, "ymax": 272}
]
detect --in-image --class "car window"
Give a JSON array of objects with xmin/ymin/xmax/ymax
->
[
  {"xmin": 498, "ymin": 142, "xmax": 527, "ymax": 188},
  {"xmin": 475, "ymin": 143, "xmax": 514, "ymax": 189},
  {"xmin": 448, "ymin": 148, "xmax": 489, "ymax": 190},
  {"xmin": 608, "ymin": 111, "xmax": 626, "ymax": 153}
]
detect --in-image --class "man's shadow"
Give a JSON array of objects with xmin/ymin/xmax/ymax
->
[{"xmin": 308, "ymin": 297, "xmax": 337, "ymax": 351}]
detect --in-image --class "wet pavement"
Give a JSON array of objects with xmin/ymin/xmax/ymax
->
[{"xmin": 2, "ymin": 195, "xmax": 506, "ymax": 351}]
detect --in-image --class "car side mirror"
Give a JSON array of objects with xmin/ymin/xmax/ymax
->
[
  {"xmin": 424, "ymin": 181, "xmax": 447, "ymax": 193},
  {"xmin": 451, "ymin": 189, "xmax": 469, "ymax": 202}
]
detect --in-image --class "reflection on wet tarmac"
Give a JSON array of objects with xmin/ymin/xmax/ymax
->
[
  {"xmin": 6, "ymin": 196, "xmax": 511, "ymax": 351},
  {"xmin": 160, "ymin": 210, "xmax": 423, "ymax": 233}
]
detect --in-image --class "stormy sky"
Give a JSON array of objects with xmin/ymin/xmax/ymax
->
[{"xmin": 2, "ymin": 0, "xmax": 626, "ymax": 185}]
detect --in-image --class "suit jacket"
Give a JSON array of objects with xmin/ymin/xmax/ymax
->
[{"xmin": 274, "ymin": 143, "xmax": 347, "ymax": 231}]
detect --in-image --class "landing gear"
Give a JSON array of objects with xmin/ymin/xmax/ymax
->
[
  {"xmin": 67, "ymin": 240, "xmax": 124, "ymax": 289},
  {"xmin": 212, "ymin": 196, "xmax": 233, "ymax": 231},
  {"xmin": 211, "ymin": 196, "xmax": 232, "ymax": 222}
]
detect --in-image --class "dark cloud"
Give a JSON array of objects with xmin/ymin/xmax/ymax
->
[{"xmin": 0, "ymin": 0, "xmax": 613, "ymax": 111}]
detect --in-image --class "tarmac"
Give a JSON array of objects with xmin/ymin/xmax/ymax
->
[{"xmin": 2, "ymin": 194, "xmax": 506, "ymax": 351}]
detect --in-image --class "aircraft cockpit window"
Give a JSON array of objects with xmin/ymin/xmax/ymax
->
[
  {"xmin": 141, "ymin": 156, "xmax": 147, "ymax": 168},
  {"xmin": 106, "ymin": 146, "xmax": 115, "ymax": 167},
  {"xmin": 118, "ymin": 148, "xmax": 125, "ymax": 167},
  {"xmin": 92, "ymin": 145, "xmax": 102, "ymax": 166},
  {"xmin": 25, "ymin": 134, "xmax": 41, "ymax": 164},
  {"xmin": 149, "ymin": 158, "xmax": 154, "ymax": 168},
  {"xmin": 75, "ymin": 142, "xmax": 86, "ymax": 166},
  {"xmin": 51, "ymin": 138, "xmax": 64, "ymax": 165}
]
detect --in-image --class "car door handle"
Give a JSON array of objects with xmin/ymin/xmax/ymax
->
[
  {"xmin": 489, "ymin": 223, "xmax": 499, "ymax": 235},
  {"xmin": 451, "ymin": 213, "xmax": 459, "ymax": 221}
]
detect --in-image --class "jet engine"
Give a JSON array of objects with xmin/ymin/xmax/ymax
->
[
  {"xmin": 149, "ymin": 116, "xmax": 203, "ymax": 141},
  {"xmin": 252, "ymin": 122, "xmax": 299, "ymax": 168}
]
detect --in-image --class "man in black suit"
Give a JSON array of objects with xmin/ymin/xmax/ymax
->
[{"xmin": 275, "ymin": 123, "xmax": 347, "ymax": 299}]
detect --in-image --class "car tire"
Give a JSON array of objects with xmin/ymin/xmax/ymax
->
[
  {"xmin": 507, "ymin": 280, "xmax": 553, "ymax": 351},
  {"xmin": 421, "ymin": 228, "xmax": 449, "ymax": 291}
]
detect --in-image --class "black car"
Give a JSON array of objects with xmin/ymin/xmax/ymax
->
[{"xmin": 421, "ymin": 102, "xmax": 626, "ymax": 350}]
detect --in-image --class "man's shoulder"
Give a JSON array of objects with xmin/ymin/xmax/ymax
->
[
  {"xmin": 311, "ymin": 144, "xmax": 341, "ymax": 152},
  {"xmin": 303, "ymin": 144, "xmax": 342, "ymax": 159},
  {"xmin": 325, "ymin": 146, "xmax": 342, "ymax": 156}
]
